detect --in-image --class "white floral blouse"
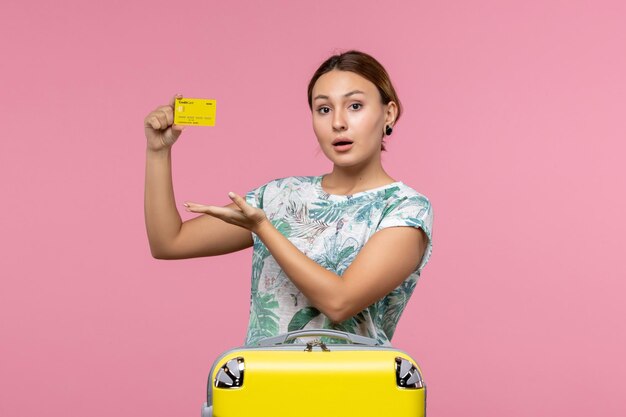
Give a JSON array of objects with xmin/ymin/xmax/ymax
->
[{"xmin": 243, "ymin": 176, "xmax": 433, "ymax": 346}]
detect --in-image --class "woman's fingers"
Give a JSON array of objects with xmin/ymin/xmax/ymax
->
[
  {"xmin": 144, "ymin": 115, "xmax": 159, "ymax": 130},
  {"xmin": 170, "ymin": 93, "xmax": 183, "ymax": 108},
  {"xmin": 185, "ymin": 202, "xmax": 247, "ymax": 225},
  {"xmin": 228, "ymin": 192, "xmax": 254, "ymax": 214},
  {"xmin": 155, "ymin": 109, "xmax": 169, "ymax": 129},
  {"xmin": 185, "ymin": 202, "xmax": 231, "ymax": 215},
  {"xmin": 145, "ymin": 98, "xmax": 178, "ymax": 130},
  {"xmin": 144, "ymin": 108, "xmax": 169, "ymax": 130},
  {"xmin": 163, "ymin": 106, "xmax": 174, "ymax": 126},
  {"xmin": 228, "ymin": 192, "xmax": 242, "ymax": 206},
  {"xmin": 227, "ymin": 192, "xmax": 268, "ymax": 228}
]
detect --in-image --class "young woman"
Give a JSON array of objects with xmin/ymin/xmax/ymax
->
[{"xmin": 144, "ymin": 50, "xmax": 433, "ymax": 346}]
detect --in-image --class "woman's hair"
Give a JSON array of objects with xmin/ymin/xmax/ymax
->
[{"xmin": 307, "ymin": 50, "xmax": 402, "ymax": 125}]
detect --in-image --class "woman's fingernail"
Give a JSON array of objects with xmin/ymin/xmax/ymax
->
[{"xmin": 228, "ymin": 192, "xmax": 236, "ymax": 198}]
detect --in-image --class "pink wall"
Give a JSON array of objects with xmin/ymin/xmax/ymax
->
[{"xmin": 1, "ymin": 1, "xmax": 625, "ymax": 416}]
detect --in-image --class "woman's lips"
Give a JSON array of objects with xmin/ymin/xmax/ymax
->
[
  {"xmin": 332, "ymin": 138, "xmax": 353, "ymax": 152},
  {"xmin": 333, "ymin": 143, "xmax": 353, "ymax": 152}
]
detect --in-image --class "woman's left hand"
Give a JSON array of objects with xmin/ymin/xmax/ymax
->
[{"xmin": 184, "ymin": 192, "xmax": 268, "ymax": 233}]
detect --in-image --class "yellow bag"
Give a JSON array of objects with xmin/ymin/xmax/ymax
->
[{"xmin": 202, "ymin": 330, "xmax": 426, "ymax": 417}]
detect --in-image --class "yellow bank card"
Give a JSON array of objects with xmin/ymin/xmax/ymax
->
[{"xmin": 174, "ymin": 98, "xmax": 216, "ymax": 126}]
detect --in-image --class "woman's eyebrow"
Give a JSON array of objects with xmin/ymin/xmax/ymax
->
[
  {"xmin": 344, "ymin": 90, "xmax": 365, "ymax": 97},
  {"xmin": 313, "ymin": 90, "xmax": 366, "ymax": 101}
]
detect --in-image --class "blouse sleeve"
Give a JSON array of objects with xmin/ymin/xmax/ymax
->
[
  {"xmin": 377, "ymin": 195, "xmax": 434, "ymax": 274},
  {"xmin": 245, "ymin": 183, "xmax": 268, "ymax": 210}
]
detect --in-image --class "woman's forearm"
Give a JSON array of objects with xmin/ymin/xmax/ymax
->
[
  {"xmin": 253, "ymin": 220, "xmax": 346, "ymax": 322},
  {"xmin": 144, "ymin": 148, "xmax": 183, "ymax": 257}
]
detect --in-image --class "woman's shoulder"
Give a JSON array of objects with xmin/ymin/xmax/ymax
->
[
  {"xmin": 387, "ymin": 182, "xmax": 431, "ymax": 206},
  {"xmin": 379, "ymin": 182, "xmax": 433, "ymax": 228}
]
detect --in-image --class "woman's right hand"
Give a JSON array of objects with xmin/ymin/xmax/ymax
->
[{"xmin": 144, "ymin": 94, "xmax": 186, "ymax": 152}]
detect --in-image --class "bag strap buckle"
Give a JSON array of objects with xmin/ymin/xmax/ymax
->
[{"xmin": 304, "ymin": 339, "xmax": 330, "ymax": 352}]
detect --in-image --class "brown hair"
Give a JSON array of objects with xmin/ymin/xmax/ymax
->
[{"xmin": 307, "ymin": 50, "xmax": 402, "ymax": 124}]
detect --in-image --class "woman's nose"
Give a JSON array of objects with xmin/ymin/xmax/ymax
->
[{"xmin": 332, "ymin": 110, "xmax": 347, "ymax": 131}]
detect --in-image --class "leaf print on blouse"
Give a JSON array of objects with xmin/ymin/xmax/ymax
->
[
  {"xmin": 288, "ymin": 306, "xmax": 321, "ymax": 331},
  {"xmin": 403, "ymin": 215, "xmax": 428, "ymax": 229},
  {"xmin": 272, "ymin": 218, "xmax": 292, "ymax": 237},
  {"xmin": 380, "ymin": 277, "xmax": 417, "ymax": 340},
  {"xmin": 248, "ymin": 292, "xmax": 280, "ymax": 341},
  {"xmin": 262, "ymin": 176, "xmax": 311, "ymax": 215},
  {"xmin": 380, "ymin": 199, "xmax": 405, "ymax": 221},
  {"xmin": 353, "ymin": 199, "xmax": 387, "ymax": 228},
  {"xmin": 313, "ymin": 236, "xmax": 360, "ymax": 277},
  {"xmin": 284, "ymin": 200, "xmax": 330, "ymax": 242},
  {"xmin": 250, "ymin": 240, "xmax": 271, "ymax": 293},
  {"xmin": 372, "ymin": 186, "xmax": 401, "ymax": 205},
  {"xmin": 361, "ymin": 301, "xmax": 390, "ymax": 345},
  {"xmin": 320, "ymin": 312, "xmax": 368, "ymax": 344},
  {"xmin": 309, "ymin": 200, "xmax": 347, "ymax": 224},
  {"xmin": 353, "ymin": 186, "xmax": 401, "ymax": 225},
  {"xmin": 403, "ymin": 195, "xmax": 431, "ymax": 218},
  {"xmin": 256, "ymin": 184, "xmax": 268, "ymax": 209}
]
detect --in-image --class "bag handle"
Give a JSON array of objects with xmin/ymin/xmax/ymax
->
[{"xmin": 256, "ymin": 329, "xmax": 378, "ymax": 347}]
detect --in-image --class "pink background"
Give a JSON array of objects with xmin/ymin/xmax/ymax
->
[{"xmin": 1, "ymin": 1, "xmax": 625, "ymax": 416}]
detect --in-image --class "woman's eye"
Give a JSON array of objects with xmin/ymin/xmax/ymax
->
[
  {"xmin": 350, "ymin": 103, "xmax": 362, "ymax": 110},
  {"xmin": 318, "ymin": 107, "xmax": 330, "ymax": 114}
]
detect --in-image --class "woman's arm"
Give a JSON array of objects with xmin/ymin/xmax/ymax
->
[
  {"xmin": 144, "ymin": 97, "xmax": 253, "ymax": 259},
  {"xmin": 254, "ymin": 218, "xmax": 426, "ymax": 323},
  {"xmin": 185, "ymin": 193, "xmax": 427, "ymax": 322}
]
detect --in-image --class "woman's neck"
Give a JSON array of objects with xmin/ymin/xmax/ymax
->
[{"xmin": 322, "ymin": 164, "xmax": 396, "ymax": 196}]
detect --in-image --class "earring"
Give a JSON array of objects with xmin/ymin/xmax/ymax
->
[{"xmin": 385, "ymin": 125, "xmax": 393, "ymax": 136}]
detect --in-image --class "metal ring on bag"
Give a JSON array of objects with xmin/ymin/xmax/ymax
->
[{"xmin": 304, "ymin": 339, "xmax": 330, "ymax": 352}]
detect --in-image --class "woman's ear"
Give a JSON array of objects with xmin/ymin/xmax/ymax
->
[{"xmin": 385, "ymin": 101, "xmax": 398, "ymax": 127}]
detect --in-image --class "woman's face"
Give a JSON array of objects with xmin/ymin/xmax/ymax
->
[{"xmin": 311, "ymin": 70, "xmax": 396, "ymax": 170}]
